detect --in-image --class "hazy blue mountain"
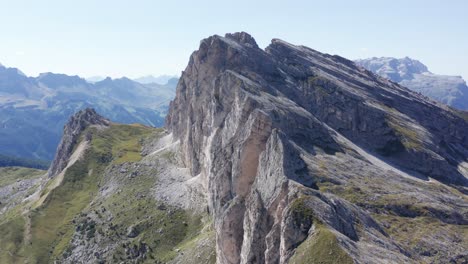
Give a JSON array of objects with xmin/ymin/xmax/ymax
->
[
  {"xmin": 134, "ymin": 74, "xmax": 179, "ymax": 85},
  {"xmin": 355, "ymin": 57, "xmax": 468, "ymax": 109},
  {"xmin": 0, "ymin": 154, "xmax": 49, "ymax": 169},
  {"xmin": 0, "ymin": 64, "xmax": 177, "ymax": 160}
]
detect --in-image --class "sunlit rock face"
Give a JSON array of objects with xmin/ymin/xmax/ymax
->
[{"xmin": 167, "ymin": 32, "xmax": 468, "ymax": 263}]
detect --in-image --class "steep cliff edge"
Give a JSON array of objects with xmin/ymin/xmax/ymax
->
[{"xmin": 167, "ymin": 32, "xmax": 468, "ymax": 263}]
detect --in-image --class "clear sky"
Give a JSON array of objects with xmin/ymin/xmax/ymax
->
[{"xmin": 0, "ymin": 0, "xmax": 467, "ymax": 80}]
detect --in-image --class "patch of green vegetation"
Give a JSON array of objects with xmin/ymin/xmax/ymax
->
[
  {"xmin": 372, "ymin": 214, "xmax": 466, "ymax": 259},
  {"xmin": 317, "ymin": 180, "xmax": 431, "ymax": 218},
  {"xmin": 174, "ymin": 223, "xmax": 216, "ymax": 264},
  {"xmin": 88, "ymin": 124, "xmax": 153, "ymax": 164},
  {"xmin": 29, "ymin": 154, "xmax": 101, "ymax": 263},
  {"xmin": 453, "ymin": 109, "xmax": 468, "ymax": 122},
  {"xmin": 386, "ymin": 118, "xmax": 422, "ymax": 150},
  {"xmin": 291, "ymin": 196, "xmax": 314, "ymax": 222},
  {"xmin": 144, "ymin": 210, "xmax": 201, "ymax": 262},
  {"xmin": 23, "ymin": 123, "xmax": 156, "ymax": 263},
  {"xmin": 0, "ymin": 217, "xmax": 26, "ymax": 263},
  {"xmin": 0, "ymin": 167, "xmax": 44, "ymax": 262},
  {"xmin": 306, "ymin": 76, "xmax": 332, "ymax": 97},
  {"xmin": 289, "ymin": 223, "xmax": 353, "ymax": 264},
  {"xmin": 0, "ymin": 202, "xmax": 23, "ymax": 226},
  {"xmin": 317, "ymin": 173, "xmax": 467, "ymax": 261},
  {"xmin": 0, "ymin": 166, "xmax": 45, "ymax": 187},
  {"xmin": 317, "ymin": 181, "xmax": 367, "ymax": 205},
  {"xmin": 0, "ymin": 123, "xmax": 205, "ymax": 264},
  {"xmin": 99, "ymin": 174, "xmax": 206, "ymax": 263},
  {"xmin": 378, "ymin": 104, "xmax": 399, "ymax": 115},
  {"xmin": 317, "ymin": 176, "xmax": 468, "ymax": 222}
]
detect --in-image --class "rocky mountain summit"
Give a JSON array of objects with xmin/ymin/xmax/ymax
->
[
  {"xmin": 355, "ymin": 57, "xmax": 468, "ymax": 109},
  {"xmin": 167, "ymin": 32, "xmax": 468, "ymax": 263},
  {"xmin": 47, "ymin": 108, "xmax": 110, "ymax": 177},
  {"xmin": 0, "ymin": 32, "xmax": 467, "ymax": 264}
]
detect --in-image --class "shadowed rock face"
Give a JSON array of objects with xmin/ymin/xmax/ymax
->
[
  {"xmin": 167, "ymin": 32, "xmax": 468, "ymax": 263},
  {"xmin": 48, "ymin": 108, "xmax": 109, "ymax": 177}
]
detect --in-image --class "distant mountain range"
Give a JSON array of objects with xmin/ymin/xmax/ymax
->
[
  {"xmin": 355, "ymin": 57, "xmax": 468, "ymax": 109},
  {"xmin": 85, "ymin": 76, "xmax": 106, "ymax": 83},
  {"xmin": 133, "ymin": 74, "xmax": 179, "ymax": 85},
  {"xmin": 0, "ymin": 63, "xmax": 178, "ymax": 161},
  {"xmin": 0, "ymin": 33, "xmax": 467, "ymax": 264},
  {"xmin": 86, "ymin": 74, "xmax": 179, "ymax": 85}
]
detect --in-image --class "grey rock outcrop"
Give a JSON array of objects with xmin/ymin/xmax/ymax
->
[
  {"xmin": 356, "ymin": 57, "xmax": 468, "ymax": 110},
  {"xmin": 167, "ymin": 32, "xmax": 468, "ymax": 263},
  {"xmin": 48, "ymin": 108, "xmax": 109, "ymax": 177}
]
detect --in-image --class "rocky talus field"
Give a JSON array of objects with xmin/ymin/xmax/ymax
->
[{"xmin": 0, "ymin": 32, "xmax": 467, "ymax": 264}]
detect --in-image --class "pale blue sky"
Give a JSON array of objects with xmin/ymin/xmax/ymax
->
[{"xmin": 0, "ymin": 0, "xmax": 467, "ymax": 80}]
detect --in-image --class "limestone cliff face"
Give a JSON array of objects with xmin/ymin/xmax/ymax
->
[
  {"xmin": 48, "ymin": 108, "xmax": 109, "ymax": 177},
  {"xmin": 167, "ymin": 32, "xmax": 468, "ymax": 263}
]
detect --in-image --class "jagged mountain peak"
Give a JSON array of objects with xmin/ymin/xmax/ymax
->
[
  {"xmin": 37, "ymin": 72, "xmax": 89, "ymax": 88},
  {"xmin": 225, "ymin": 32, "xmax": 259, "ymax": 48},
  {"xmin": 69, "ymin": 108, "xmax": 109, "ymax": 126},
  {"xmin": 1, "ymin": 33, "xmax": 466, "ymax": 264},
  {"xmin": 0, "ymin": 63, "xmax": 28, "ymax": 77},
  {"xmin": 94, "ymin": 76, "xmax": 138, "ymax": 86},
  {"xmin": 167, "ymin": 32, "xmax": 468, "ymax": 263},
  {"xmin": 355, "ymin": 57, "xmax": 429, "ymax": 81},
  {"xmin": 356, "ymin": 57, "xmax": 468, "ymax": 109},
  {"xmin": 48, "ymin": 108, "xmax": 109, "ymax": 177},
  {"xmin": 170, "ymin": 32, "xmax": 468, "ymax": 186}
]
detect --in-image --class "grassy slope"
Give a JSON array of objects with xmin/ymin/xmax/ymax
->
[
  {"xmin": 0, "ymin": 123, "xmax": 213, "ymax": 264},
  {"xmin": 289, "ymin": 223, "xmax": 354, "ymax": 264},
  {"xmin": 0, "ymin": 166, "xmax": 45, "ymax": 187},
  {"xmin": 0, "ymin": 124, "xmax": 152, "ymax": 263},
  {"xmin": 98, "ymin": 191, "xmax": 205, "ymax": 263},
  {"xmin": 0, "ymin": 167, "xmax": 44, "ymax": 263},
  {"xmin": 317, "ymin": 176, "xmax": 467, "ymax": 261},
  {"xmin": 288, "ymin": 197, "xmax": 353, "ymax": 264},
  {"xmin": 88, "ymin": 126, "xmax": 213, "ymax": 263},
  {"xmin": 0, "ymin": 216, "xmax": 26, "ymax": 263},
  {"xmin": 28, "ymin": 124, "xmax": 156, "ymax": 263}
]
